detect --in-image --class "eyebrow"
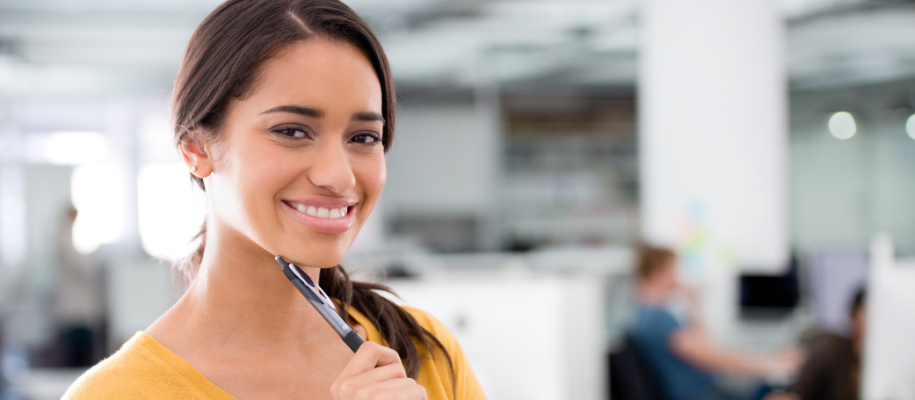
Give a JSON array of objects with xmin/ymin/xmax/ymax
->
[
  {"xmin": 352, "ymin": 111, "xmax": 385, "ymax": 124},
  {"xmin": 261, "ymin": 105, "xmax": 324, "ymax": 118},
  {"xmin": 260, "ymin": 105, "xmax": 384, "ymax": 125}
]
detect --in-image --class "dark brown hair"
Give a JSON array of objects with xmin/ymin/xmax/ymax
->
[
  {"xmin": 849, "ymin": 287, "xmax": 866, "ymax": 317},
  {"xmin": 171, "ymin": 0, "xmax": 452, "ymax": 381},
  {"xmin": 636, "ymin": 243, "xmax": 677, "ymax": 280}
]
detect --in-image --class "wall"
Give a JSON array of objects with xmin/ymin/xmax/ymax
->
[
  {"xmin": 383, "ymin": 100, "xmax": 501, "ymax": 250},
  {"xmin": 385, "ymin": 101, "xmax": 499, "ymax": 215},
  {"xmin": 790, "ymin": 105, "xmax": 915, "ymax": 253}
]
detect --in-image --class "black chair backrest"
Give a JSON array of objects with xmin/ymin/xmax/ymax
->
[{"xmin": 609, "ymin": 334, "xmax": 667, "ymax": 400}]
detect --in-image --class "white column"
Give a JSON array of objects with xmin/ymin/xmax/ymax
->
[
  {"xmin": 0, "ymin": 106, "xmax": 27, "ymax": 304},
  {"xmin": 639, "ymin": 0, "xmax": 788, "ymax": 333}
]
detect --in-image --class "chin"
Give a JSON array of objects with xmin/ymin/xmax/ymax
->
[
  {"xmin": 282, "ymin": 238, "xmax": 352, "ymax": 269},
  {"xmin": 281, "ymin": 252, "xmax": 346, "ymax": 269},
  {"xmin": 312, "ymin": 256, "xmax": 347, "ymax": 269}
]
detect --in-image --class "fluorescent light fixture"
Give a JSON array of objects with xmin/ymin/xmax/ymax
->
[
  {"xmin": 44, "ymin": 131, "xmax": 110, "ymax": 165},
  {"xmin": 828, "ymin": 112, "xmax": 856, "ymax": 140}
]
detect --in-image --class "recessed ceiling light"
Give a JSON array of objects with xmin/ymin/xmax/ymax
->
[{"xmin": 828, "ymin": 112, "xmax": 856, "ymax": 140}]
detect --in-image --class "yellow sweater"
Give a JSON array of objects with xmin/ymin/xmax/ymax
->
[{"xmin": 63, "ymin": 307, "xmax": 485, "ymax": 400}]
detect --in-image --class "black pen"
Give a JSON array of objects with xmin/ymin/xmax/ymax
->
[{"xmin": 275, "ymin": 255, "xmax": 365, "ymax": 353}]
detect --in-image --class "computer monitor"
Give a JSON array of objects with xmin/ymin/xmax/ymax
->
[
  {"xmin": 739, "ymin": 254, "xmax": 800, "ymax": 318},
  {"xmin": 862, "ymin": 235, "xmax": 915, "ymax": 399}
]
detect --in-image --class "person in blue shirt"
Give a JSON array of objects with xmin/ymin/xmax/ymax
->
[{"xmin": 630, "ymin": 245, "xmax": 801, "ymax": 400}]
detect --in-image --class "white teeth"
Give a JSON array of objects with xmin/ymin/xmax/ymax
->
[{"xmin": 295, "ymin": 203, "xmax": 349, "ymax": 219}]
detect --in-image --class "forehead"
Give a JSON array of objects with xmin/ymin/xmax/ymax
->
[{"xmin": 244, "ymin": 38, "xmax": 383, "ymax": 114}]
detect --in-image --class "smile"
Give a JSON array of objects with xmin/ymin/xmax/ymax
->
[{"xmin": 283, "ymin": 199, "xmax": 357, "ymax": 234}]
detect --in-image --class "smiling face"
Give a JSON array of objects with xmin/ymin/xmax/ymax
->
[{"xmin": 188, "ymin": 38, "xmax": 386, "ymax": 268}]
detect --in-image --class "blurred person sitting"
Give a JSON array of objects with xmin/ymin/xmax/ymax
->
[
  {"xmin": 630, "ymin": 244, "xmax": 801, "ymax": 400},
  {"xmin": 784, "ymin": 288, "xmax": 866, "ymax": 400},
  {"xmin": 51, "ymin": 206, "xmax": 105, "ymax": 367}
]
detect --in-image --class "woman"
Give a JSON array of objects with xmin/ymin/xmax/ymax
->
[
  {"xmin": 63, "ymin": 1, "xmax": 485, "ymax": 399},
  {"xmin": 785, "ymin": 289, "xmax": 866, "ymax": 400}
]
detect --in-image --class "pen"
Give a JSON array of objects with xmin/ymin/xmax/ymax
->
[{"xmin": 275, "ymin": 255, "xmax": 365, "ymax": 353}]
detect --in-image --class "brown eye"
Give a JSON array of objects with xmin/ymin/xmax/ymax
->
[
  {"xmin": 351, "ymin": 133, "xmax": 379, "ymax": 145},
  {"xmin": 278, "ymin": 128, "xmax": 307, "ymax": 138}
]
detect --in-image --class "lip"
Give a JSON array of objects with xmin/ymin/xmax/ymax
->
[{"xmin": 283, "ymin": 197, "xmax": 357, "ymax": 234}]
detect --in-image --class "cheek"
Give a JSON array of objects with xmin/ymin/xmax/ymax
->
[
  {"xmin": 351, "ymin": 155, "xmax": 385, "ymax": 228},
  {"xmin": 211, "ymin": 137, "xmax": 289, "ymax": 229},
  {"xmin": 357, "ymin": 155, "xmax": 386, "ymax": 202}
]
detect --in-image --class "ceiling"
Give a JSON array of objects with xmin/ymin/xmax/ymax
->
[{"xmin": 0, "ymin": 0, "xmax": 913, "ymax": 97}]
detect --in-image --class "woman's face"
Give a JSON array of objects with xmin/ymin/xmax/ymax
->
[{"xmin": 195, "ymin": 39, "xmax": 386, "ymax": 268}]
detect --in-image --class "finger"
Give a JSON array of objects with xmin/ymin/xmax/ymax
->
[
  {"xmin": 335, "ymin": 362, "xmax": 408, "ymax": 396},
  {"xmin": 354, "ymin": 378, "xmax": 427, "ymax": 400},
  {"xmin": 336, "ymin": 342, "xmax": 402, "ymax": 380},
  {"xmin": 333, "ymin": 365, "xmax": 410, "ymax": 400},
  {"xmin": 333, "ymin": 373, "xmax": 417, "ymax": 400},
  {"xmin": 351, "ymin": 362, "xmax": 408, "ymax": 383}
]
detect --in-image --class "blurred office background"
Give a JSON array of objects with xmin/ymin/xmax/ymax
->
[{"xmin": 1, "ymin": 0, "xmax": 915, "ymax": 399}]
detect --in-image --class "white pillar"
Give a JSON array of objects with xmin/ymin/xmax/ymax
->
[
  {"xmin": 0, "ymin": 107, "xmax": 28, "ymax": 304},
  {"xmin": 639, "ymin": 0, "xmax": 788, "ymax": 334}
]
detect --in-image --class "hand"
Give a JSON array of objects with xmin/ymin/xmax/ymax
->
[
  {"xmin": 331, "ymin": 342, "xmax": 427, "ymax": 400},
  {"xmin": 766, "ymin": 346, "xmax": 804, "ymax": 377},
  {"xmin": 675, "ymin": 282, "xmax": 701, "ymax": 309}
]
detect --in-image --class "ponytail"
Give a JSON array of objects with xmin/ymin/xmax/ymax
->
[{"xmin": 320, "ymin": 267, "xmax": 454, "ymax": 380}]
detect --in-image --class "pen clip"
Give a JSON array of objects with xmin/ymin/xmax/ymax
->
[{"xmin": 287, "ymin": 261, "xmax": 336, "ymax": 311}]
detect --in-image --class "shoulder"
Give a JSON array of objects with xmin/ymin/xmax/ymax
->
[
  {"xmin": 402, "ymin": 307, "xmax": 458, "ymax": 349},
  {"xmin": 401, "ymin": 306, "xmax": 464, "ymax": 371},
  {"xmin": 63, "ymin": 332, "xmax": 230, "ymax": 400},
  {"xmin": 637, "ymin": 306, "xmax": 679, "ymax": 330},
  {"xmin": 401, "ymin": 306, "xmax": 487, "ymax": 400},
  {"xmin": 63, "ymin": 333, "xmax": 161, "ymax": 399}
]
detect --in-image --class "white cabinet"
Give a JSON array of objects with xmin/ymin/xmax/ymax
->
[{"xmin": 389, "ymin": 275, "xmax": 607, "ymax": 400}]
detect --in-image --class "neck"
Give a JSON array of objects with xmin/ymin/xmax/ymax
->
[{"xmin": 164, "ymin": 220, "xmax": 331, "ymax": 351}]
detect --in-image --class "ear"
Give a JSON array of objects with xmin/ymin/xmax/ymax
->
[{"xmin": 179, "ymin": 138, "xmax": 213, "ymax": 178}]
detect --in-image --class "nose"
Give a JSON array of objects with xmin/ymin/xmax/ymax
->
[{"xmin": 307, "ymin": 140, "xmax": 356, "ymax": 194}]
